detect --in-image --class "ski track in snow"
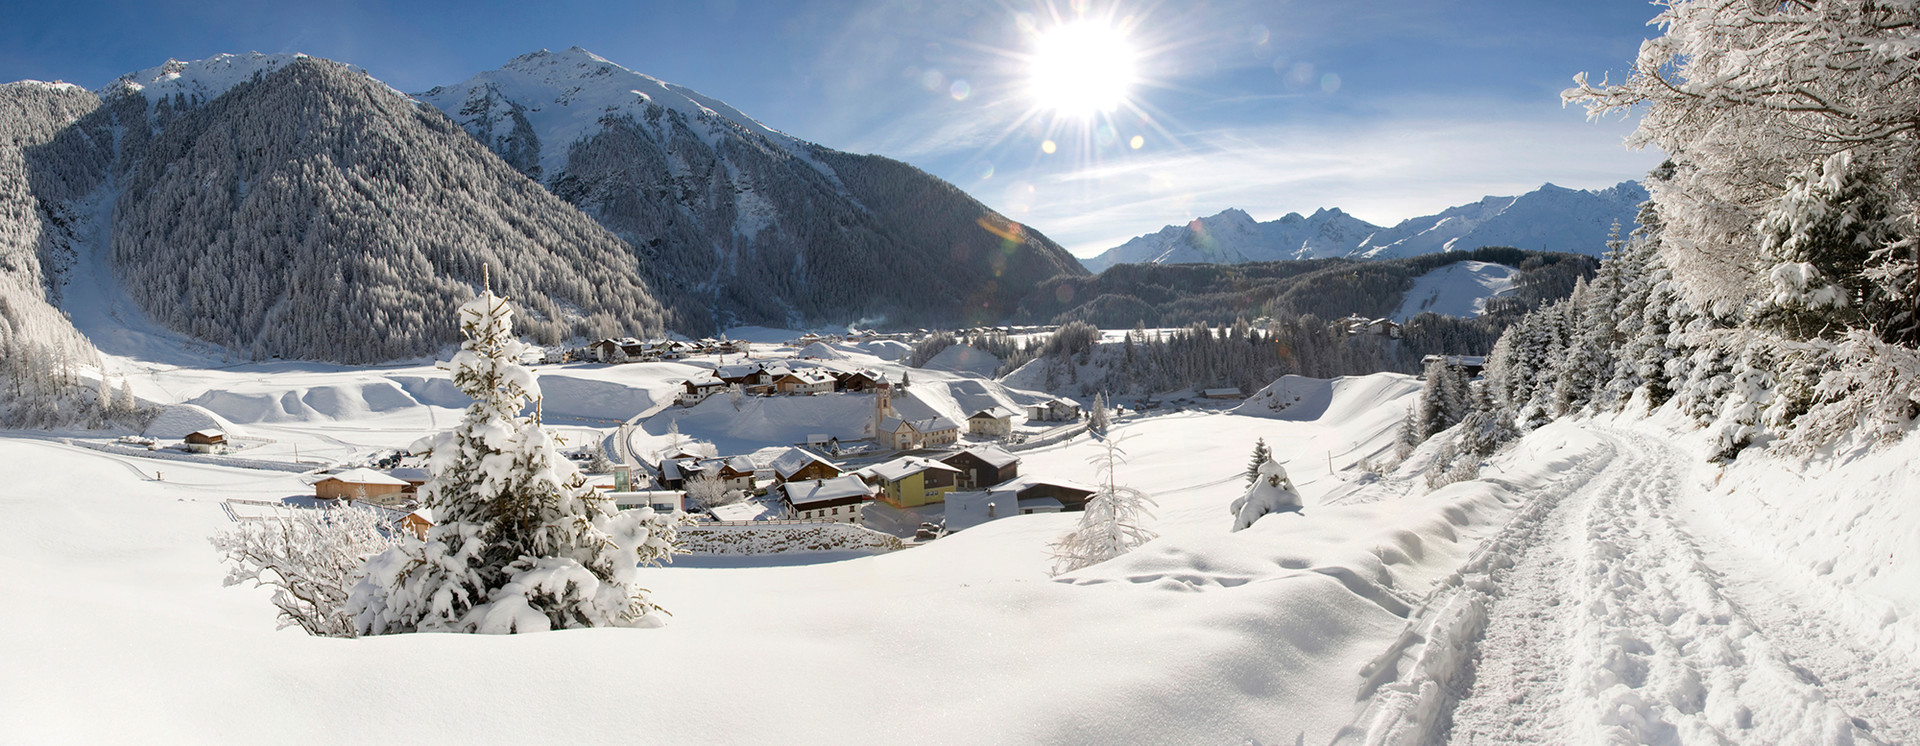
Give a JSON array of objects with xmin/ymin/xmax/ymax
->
[
  {"xmin": 1677, "ymin": 467, "xmax": 1920, "ymax": 744},
  {"xmin": 1359, "ymin": 428, "xmax": 1886, "ymax": 745}
]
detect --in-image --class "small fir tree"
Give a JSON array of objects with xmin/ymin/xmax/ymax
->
[{"xmin": 1244, "ymin": 437, "xmax": 1272, "ymax": 485}]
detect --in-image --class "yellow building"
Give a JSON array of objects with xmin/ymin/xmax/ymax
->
[{"xmin": 859, "ymin": 456, "xmax": 962, "ymax": 508}]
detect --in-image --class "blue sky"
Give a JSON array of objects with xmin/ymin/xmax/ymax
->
[{"xmin": 2, "ymin": 0, "xmax": 1667, "ymax": 256}]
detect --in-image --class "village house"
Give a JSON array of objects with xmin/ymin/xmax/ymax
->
[
  {"xmin": 183, "ymin": 428, "xmax": 228, "ymax": 453},
  {"xmin": 833, "ymin": 369, "xmax": 886, "ymax": 392},
  {"xmin": 780, "ymin": 475, "xmax": 876, "ymax": 524},
  {"xmin": 589, "ymin": 338, "xmax": 649, "ymax": 363},
  {"xmin": 389, "ymin": 467, "xmax": 430, "ymax": 495},
  {"xmin": 859, "ymin": 455, "xmax": 962, "ymax": 508},
  {"xmin": 965, "ymin": 405, "xmax": 1018, "ymax": 437},
  {"xmin": 767, "ymin": 447, "xmax": 842, "ymax": 485},
  {"xmin": 400, "ymin": 509, "xmax": 434, "ymax": 540},
  {"xmin": 997, "ymin": 476, "xmax": 1098, "ymax": 511},
  {"xmin": 712, "ymin": 456, "xmax": 758, "ymax": 493},
  {"xmin": 1026, "ymin": 398, "xmax": 1081, "ymax": 423},
  {"xmin": 1203, "ymin": 387, "xmax": 1244, "ymax": 400},
  {"xmin": 940, "ymin": 445, "xmax": 1021, "ymax": 490},
  {"xmin": 678, "ymin": 375, "xmax": 729, "ymax": 406},
  {"xmin": 774, "ymin": 370, "xmax": 836, "ymax": 395},
  {"xmin": 311, "ymin": 468, "xmax": 410, "ymax": 502}
]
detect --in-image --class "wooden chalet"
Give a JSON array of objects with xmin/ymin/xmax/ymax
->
[
  {"xmin": 774, "ymin": 370, "xmax": 835, "ymax": 395},
  {"xmin": 312, "ymin": 468, "xmax": 410, "ymax": 501},
  {"xmin": 183, "ymin": 428, "xmax": 228, "ymax": 453},
  {"xmin": 768, "ymin": 447, "xmax": 842, "ymax": 484},
  {"xmin": 940, "ymin": 445, "xmax": 1020, "ymax": 490},
  {"xmin": 780, "ymin": 475, "xmax": 876, "ymax": 524}
]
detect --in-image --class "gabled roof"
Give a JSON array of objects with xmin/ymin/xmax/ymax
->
[
  {"xmin": 860, "ymin": 456, "xmax": 962, "ymax": 483},
  {"xmin": 310, "ymin": 467, "xmax": 409, "ymax": 487},
  {"xmin": 782, "ymin": 475, "xmax": 874, "ymax": 506},
  {"xmin": 947, "ymin": 444, "xmax": 1019, "ymax": 469},
  {"xmin": 768, "ymin": 447, "xmax": 837, "ymax": 479},
  {"xmin": 911, "ymin": 415, "xmax": 961, "ymax": 433},
  {"xmin": 776, "ymin": 370, "xmax": 835, "ymax": 385},
  {"xmin": 187, "ymin": 428, "xmax": 227, "ymax": 439},
  {"xmin": 968, "ymin": 405, "xmax": 1017, "ymax": 420},
  {"xmin": 718, "ymin": 455, "xmax": 757, "ymax": 474}
]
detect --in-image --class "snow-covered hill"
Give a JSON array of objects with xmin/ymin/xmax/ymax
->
[
  {"xmin": 1391, "ymin": 261, "xmax": 1517, "ymax": 321},
  {"xmin": 1080, "ymin": 181, "xmax": 1646, "ymax": 272}
]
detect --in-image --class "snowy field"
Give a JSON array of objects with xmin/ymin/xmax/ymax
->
[{"xmin": 3, "ymin": 321, "xmax": 1917, "ymax": 744}]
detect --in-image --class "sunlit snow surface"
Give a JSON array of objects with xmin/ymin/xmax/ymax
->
[{"xmin": 4, "ymin": 327, "xmax": 1917, "ymax": 743}]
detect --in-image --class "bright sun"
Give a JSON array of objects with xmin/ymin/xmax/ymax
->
[{"xmin": 1028, "ymin": 21, "xmax": 1137, "ymax": 117}]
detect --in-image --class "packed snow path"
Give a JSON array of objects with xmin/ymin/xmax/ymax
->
[{"xmin": 1362, "ymin": 428, "xmax": 1890, "ymax": 744}]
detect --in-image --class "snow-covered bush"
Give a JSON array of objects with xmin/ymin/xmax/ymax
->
[
  {"xmin": 1051, "ymin": 436, "xmax": 1157, "ymax": 575},
  {"xmin": 348, "ymin": 287, "xmax": 682, "ymax": 635},
  {"xmin": 1229, "ymin": 460, "xmax": 1301, "ymax": 532},
  {"xmin": 212, "ymin": 504, "xmax": 399, "ymax": 637}
]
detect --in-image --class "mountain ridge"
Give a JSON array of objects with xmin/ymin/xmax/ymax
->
[{"xmin": 1081, "ymin": 180, "xmax": 1647, "ymax": 272}]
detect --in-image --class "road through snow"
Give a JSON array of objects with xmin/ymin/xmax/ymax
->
[{"xmin": 1355, "ymin": 426, "xmax": 1889, "ymax": 745}]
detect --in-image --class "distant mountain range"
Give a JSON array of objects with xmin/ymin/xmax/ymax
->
[{"xmin": 1080, "ymin": 181, "xmax": 1648, "ymax": 273}]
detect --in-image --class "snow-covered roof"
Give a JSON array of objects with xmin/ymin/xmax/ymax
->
[
  {"xmin": 1204, "ymin": 388, "xmax": 1243, "ymax": 397},
  {"xmin": 778, "ymin": 370, "xmax": 835, "ymax": 385},
  {"xmin": 710, "ymin": 500, "xmax": 780, "ymax": 522},
  {"xmin": 187, "ymin": 428, "xmax": 227, "ymax": 439},
  {"xmin": 720, "ymin": 456, "xmax": 757, "ymax": 474},
  {"xmin": 943, "ymin": 489, "xmax": 1023, "ymax": 531},
  {"xmin": 1016, "ymin": 497, "xmax": 1064, "ymax": 512},
  {"xmin": 768, "ymin": 447, "xmax": 837, "ymax": 479},
  {"xmin": 949, "ymin": 445, "xmax": 1020, "ymax": 469},
  {"xmin": 389, "ymin": 467, "xmax": 430, "ymax": 484},
  {"xmin": 311, "ymin": 468, "xmax": 409, "ymax": 487},
  {"xmin": 782, "ymin": 475, "xmax": 874, "ymax": 507},
  {"xmin": 913, "ymin": 416, "xmax": 961, "ymax": 433},
  {"xmin": 861, "ymin": 456, "xmax": 961, "ymax": 483},
  {"xmin": 716, "ymin": 363, "xmax": 763, "ymax": 379},
  {"xmin": 968, "ymin": 406, "xmax": 1017, "ymax": 420}
]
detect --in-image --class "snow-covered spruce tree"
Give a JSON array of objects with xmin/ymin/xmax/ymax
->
[
  {"xmin": 1754, "ymin": 151, "xmax": 1898, "ymax": 340},
  {"xmin": 1088, "ymin": 392, "xmax": 1111, "ymax": 433},
  {"xmin": 1567, "ymin": 0, "xmax": 1920, "ymax": 327},
  {"xmin": 349, "ymin": 288, "xmax": 681, "ymax": 635},
  {"xmin": 213, "ymin": 503, "xmax": 399, "ymax": 637},
  {"xmin": 1051, "ymin": 435, "xmax": 1157, "ymax": 575},
  {"xmin": 1230, "ymin": 459, "xmax": 1302, "ymax": 532},
  {"xmin": 1244, "ymin": 437, "xmax": 1272, "ymax": 485}
]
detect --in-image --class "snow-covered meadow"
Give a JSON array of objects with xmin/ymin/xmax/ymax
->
[{"xmin": 3, "ymin": 323, "xmax": 1917, "ymax": 743}]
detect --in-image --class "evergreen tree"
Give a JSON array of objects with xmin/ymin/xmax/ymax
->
[
  {"xmin": 1754, "ymin": 151, "xmax": 1896, "ymax": 340},
  {"xmin": 1244, "ymin": 437, "xmax": 1272, "ymax": 485},
  {"xmin": 350, "ymin": 286, "xmax": 681, "ymax": 635}
]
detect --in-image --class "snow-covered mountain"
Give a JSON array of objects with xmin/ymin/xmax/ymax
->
[
  {"xmin": 1081, "ymin": 181, "xmax": 1648, "ymax": 272},
  {"xmin": 416, "ymin": 47, "xmax": 1086, "ymax": 331},
  {"xmin": 0, "ymin": 48, "xmax": 1086, "ymax": 373}
]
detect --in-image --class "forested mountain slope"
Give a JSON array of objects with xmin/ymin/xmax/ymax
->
[
  {"xmin": 1017, "ymin": 247, "xmax": 1596, "ymax": 329},
  {"xmin": 103, "ymin": 57, "xmax": 665, "ymax": 363},
  {"xmin": 419, "ymin": 48, "xmax": 1086, "ymax": 331},
  {"xmin": 0, "ymin": 81, "xmax": 109, "ymax": 426}
]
